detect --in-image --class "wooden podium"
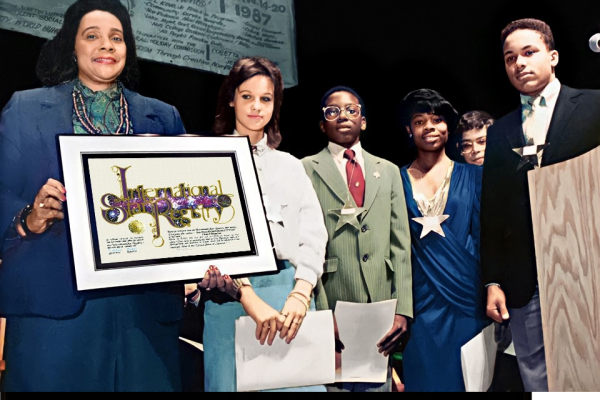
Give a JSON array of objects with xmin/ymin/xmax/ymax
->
[{"xmin": 528, "ymin": 145, "xmax": 600, "ymax": 391}]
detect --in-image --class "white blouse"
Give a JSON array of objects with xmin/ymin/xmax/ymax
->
[{"xmin": 236, "ymin": 132, "xmax": 328, "ymax": 286}]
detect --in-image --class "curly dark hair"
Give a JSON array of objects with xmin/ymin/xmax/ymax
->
[
  {"xmin": 500, "ymin": 18, "xmax": 555, "ymax": 51},
  {"xmin": 212, "ymin": 56, "xmax": 284, "ymax": 149},
  {"xmin": 36, "ymin": 0, "xmax": 139, "ymax": 90},
  {"xmin": 455, "ymin": 110, "xmax": 495, "ymax": 139},
  {"xmin": 397, "ymin": 88, "xmax": 459, "ymax": 135}
]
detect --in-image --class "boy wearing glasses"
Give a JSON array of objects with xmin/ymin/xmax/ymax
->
[
  {"xmin": 454, "ymin": 110, "xmax": 494, "ymax": 165},
  {"xmin": 302, "ymin": 86, "xmax": 412, "ymax": 392}
]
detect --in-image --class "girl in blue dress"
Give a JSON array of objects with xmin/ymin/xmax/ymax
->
[{"xmin": 397, "ymin": 89, "xmax": 491, "ymax": 392}]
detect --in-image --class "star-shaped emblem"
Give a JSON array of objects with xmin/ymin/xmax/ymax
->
[
  {"xmin": 373, "ymin": 171, "xmax": 381, "ymax": 179},
  {"xmin": 263, "ymin": 194, "xmax": 286, "ymax": 227},
  {"xmin": 512, "ymin": 143, "xmax": 548, "ymax": 171},
  {"xmin": 330, "ymin": 199, "xmax": 365, "ymax": 231},
  {"xmin": 412, "ymin": 215, "xmax": 450, "ymax": 238}
]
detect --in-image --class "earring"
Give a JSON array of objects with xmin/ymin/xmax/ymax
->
[
  {"xmin": 409, "ymin": 133, "xmax": 413, "ymax": 138},
  {"xmin": 73, "ymin": 54, "xmax": 77, "ymax": 64}
]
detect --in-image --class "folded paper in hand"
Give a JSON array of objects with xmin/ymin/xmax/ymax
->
[
  {"xmin": 461, "ymin": 322, "xmax": 497, "ymax": 392},
  {"xmin": 235, "ymin": 310, "xmax": 335, "ymax": 392}
]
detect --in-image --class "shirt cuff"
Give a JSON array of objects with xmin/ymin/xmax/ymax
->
[
  {"xmin": 234, "ymin": 277, "xmax": 252, "ymax": 287},
  {"xmin": 187, "ymin": 289, "xmax": 201, "ymax": 307},
  {"xmin": 485, "ymin": 283, "xmax": 501, "ymax": 288}
]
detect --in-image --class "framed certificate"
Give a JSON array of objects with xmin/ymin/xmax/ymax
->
[{"xmin": 58, "ymin": 134, "xmax": 277, "ymax": 290}]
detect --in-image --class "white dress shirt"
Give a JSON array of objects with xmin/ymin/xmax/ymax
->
[{"xmin": 520, "ymin": 78, "xmax": 561, "ymax": 146}]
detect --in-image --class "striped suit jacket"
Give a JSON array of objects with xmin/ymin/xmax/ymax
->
[{"xmin": 302, "ymin": 147, "xmax": 413, "ymax": 317}]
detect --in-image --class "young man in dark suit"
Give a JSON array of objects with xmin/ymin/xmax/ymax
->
[{"xmin": 481, "ymin": 18, "xmax": 600, "ymax": 392}]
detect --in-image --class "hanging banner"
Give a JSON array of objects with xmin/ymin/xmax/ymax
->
[{"xmin": 0, "ymin": 0, "xmax": 298, "ymax": 87}]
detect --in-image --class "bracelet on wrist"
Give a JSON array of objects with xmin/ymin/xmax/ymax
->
[
  {"xmin": 287, "ymin": 293, "xmax": 309, "ymax": 312},
  {"xmin": 290, "ymin": 291, "xmax": 311, "ymax": 303},
  {"xmin": 15, "ymin": 204, "xmax": 35, "ymax": 238}
]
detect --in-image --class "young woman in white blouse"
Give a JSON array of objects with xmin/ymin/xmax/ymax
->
[{"xmin": 191, "ymin": 56, "xmax": 329, "ymax": 392}]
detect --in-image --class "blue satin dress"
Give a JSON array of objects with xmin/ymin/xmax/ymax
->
[{"xmin": 400, "ymin": 162, "xmax": 490, "ymax": 392}]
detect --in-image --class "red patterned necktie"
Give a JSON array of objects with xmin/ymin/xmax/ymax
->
[{"xmin": 344, "ymin": 149, "xmax": 365, "ymax": 207}]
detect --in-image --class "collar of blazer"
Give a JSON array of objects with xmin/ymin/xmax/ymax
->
[
  {"xmin": 505, "ymin": 85, "xmax": 580, "ymax": 166},
  {"xmin": 543, "ymin": 85, "xmax": 580, "ymax": 165},
  {"xmin": 311, "ymin": 147, "xmax": 382, "ymax": 212}
]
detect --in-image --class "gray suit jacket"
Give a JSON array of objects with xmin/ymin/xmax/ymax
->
[{"xmin": 302, "ymin": 147, "xmax": 413, "ymax": 317}]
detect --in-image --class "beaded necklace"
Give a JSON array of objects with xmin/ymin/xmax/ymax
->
[{"xmin": 72, "ymin": 81, "xmax": 132, "ymax": 135}]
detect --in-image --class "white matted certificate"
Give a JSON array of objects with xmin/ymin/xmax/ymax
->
[
  {"xmin": 235, "ymin": 310, "xmax": 336, "ymax": 392},
  {"xmin": 58, "ymin": 135, "xmax": 277, "ymax": 290}
]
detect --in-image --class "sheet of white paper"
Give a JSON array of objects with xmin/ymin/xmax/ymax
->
[
  {"xmin": 504, "ymin": 340, "xmax": 516, "ymax": 356},
  {"xmin": 179, "ymin": 337, "xmax": 204, "ymax": 352},
  {"xmin": 333, "ymin": 299, "xmax": 397, "ymax": 383},
  {"xmin": 461, "ymin": 322, "xmax": 498, "ymax": 392},
  {"xmin": 235, "ymin": 310, "xmax": 335, "ymax": 392}
]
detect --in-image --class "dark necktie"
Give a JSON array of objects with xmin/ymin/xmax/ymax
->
[{"xmin": 344, "ymin": 149, "xmax": 365, "ymax": 207}]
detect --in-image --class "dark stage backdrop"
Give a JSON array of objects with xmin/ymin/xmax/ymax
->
[{"xmin": 2, "ymin": 0, "xmax": 600, "ymax": 168}]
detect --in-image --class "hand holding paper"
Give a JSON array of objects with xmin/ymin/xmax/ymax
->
[
  {"xmin": 235, "ymin": 310, "xmax": 335, "ymax": 392},
  {"xmin": 278, "ymin": 282, "xmax": 312, "ymax": 343},
  {"xmin": 377, "ymin": 314, "xmax": 408, "ymax": 356},
  {"xmin": 238, "ymin": 288, "xmax": 285, "ymax": 345},
  {"xmin": 334, "ymin": 299, "xmax": 397, "ymax": 383}
]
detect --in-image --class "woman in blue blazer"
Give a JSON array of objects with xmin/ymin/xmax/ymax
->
[{"xmin": 0, "ymin": 0, "xmax": 186, "ymax": 391}]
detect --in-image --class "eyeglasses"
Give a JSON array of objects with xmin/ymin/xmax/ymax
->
[
  {"xmin": 458, "ymin": 136, "xmax": 487, "ymax": 154},
  {"xmin": 322, "ymin": 104, "xmax": 362, "ymax": 121}
]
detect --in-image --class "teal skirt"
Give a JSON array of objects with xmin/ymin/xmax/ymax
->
[{"xmin": 203, "ymin": 261, "xmax": 325, "ymax": 392}]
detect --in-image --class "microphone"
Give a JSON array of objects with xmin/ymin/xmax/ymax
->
[{"xmin": 589, "ymin": 33, "xmax": 600, "ymax": 52}]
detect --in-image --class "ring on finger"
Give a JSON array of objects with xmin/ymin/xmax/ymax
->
[{"xmin": 39, "ymin": 203, "xmax": 45, "ymax": 208}]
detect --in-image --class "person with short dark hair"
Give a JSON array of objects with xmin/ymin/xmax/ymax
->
[
  {"xmin": 302, "ymin": 85, "xmax": 413, "ymax": 392},
  {"xmin": 397, "ymin": 88, "xmax": 490, "ymax": 392},
  {"xmin": 481, "ymin": 18, "xmax": 600, "ymax": 392},
  {"xmin": 454, "ymin": 110, "xmax": 494, "ymax": 165},
  {"xmin": 452, "ymin": 109, "xmax": 525, "ymax": 392},
  {"xmin": 0, "ymin": 0, "xmax": 186, "ymax": 391}
]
